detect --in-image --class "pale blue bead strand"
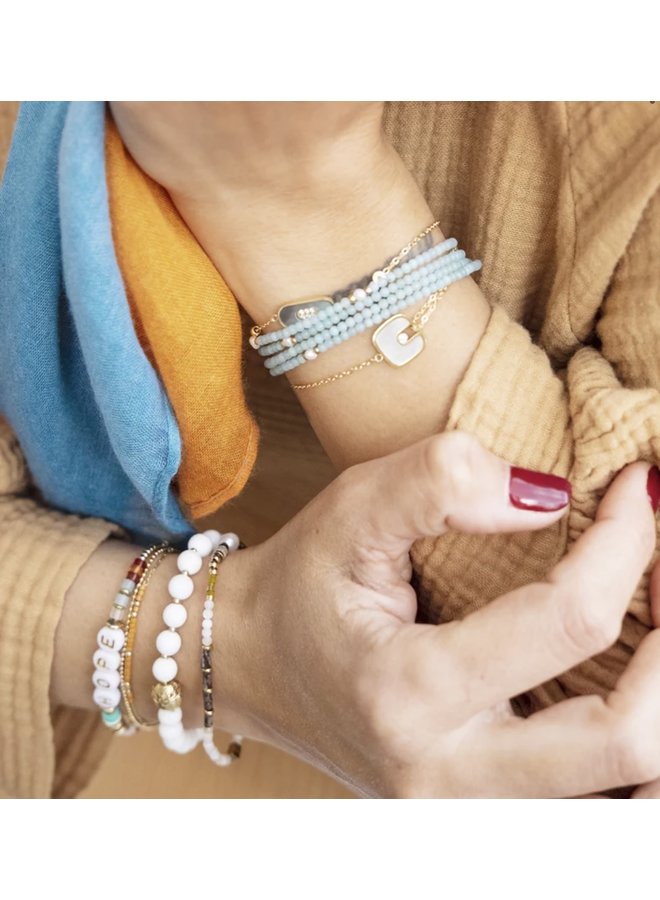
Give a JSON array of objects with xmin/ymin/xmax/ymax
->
[
  {"xmin": 263, "ymin": 255, "xmax": 474, "ymax": 370},
  {"xmin": 258, "ymin": 249, "xmax": 466, "ymax": 359},
  {"xmin": 255, "ymin": 237, "xmax": 459, "ymax": 349},
  {"xmin": 257, "ymin": 246, "xmax": 463, "ymax": 356},
  {"xmin": 273, "ymin": 257, "xmax": 482, "ymax": 376},
  {"xmin": 269, "ymin": 258, "xmax": 482, "ymax": 377},
  {"xmin": 265, "ymin": 257, "xmax": 478, "ymax": 373}
]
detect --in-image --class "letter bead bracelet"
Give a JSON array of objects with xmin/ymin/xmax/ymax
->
[
  {"xmin": 92, "ymin": 529, "xmax": 243, "ymax": 767},
  {"xmin": 248, "ymin": 221, "xmax": 482, "ymax": 389},
  {"xmin": 93, "ymin": 542, "xmax": 171, "ymax": 735}
]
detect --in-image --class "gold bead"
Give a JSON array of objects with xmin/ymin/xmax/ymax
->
[{"xmin": 151, "ymin": 680, "xmax": 182, "ymax": 710}]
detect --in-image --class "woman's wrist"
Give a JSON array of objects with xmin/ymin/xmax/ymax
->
[
  {"xmin": 168, "ymin": 141, "xmax": 436, "ymax": 325},
  {"xmin": 110, "ymin": 101, "xmax": 387, "ymax": 208}
]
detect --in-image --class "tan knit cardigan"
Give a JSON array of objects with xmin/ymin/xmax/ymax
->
[{"xmin": 1, "ymin": 101, "xmax": 659, "ymax": 797}]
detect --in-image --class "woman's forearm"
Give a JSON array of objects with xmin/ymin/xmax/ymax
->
[{"xmin": 167, "ymin": 143, "xmax": 491, "ymax": 469}]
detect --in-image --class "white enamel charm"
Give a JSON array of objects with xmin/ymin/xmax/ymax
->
[{"xmin": 371, "ymin": 315, "xmax": 425, "ymax": 367}]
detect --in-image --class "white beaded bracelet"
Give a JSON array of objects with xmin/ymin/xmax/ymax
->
[{"xmin": 151, "ymin": 528, "xmax": 224, "ymax": 754}]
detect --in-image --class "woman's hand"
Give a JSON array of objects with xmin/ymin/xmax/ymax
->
[{"xmin": 214, "ymin": 432, "xmax": 660, "ymax": 798}]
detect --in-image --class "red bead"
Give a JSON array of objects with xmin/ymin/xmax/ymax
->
[{"xmin": 127, "ymin": 557, "xmax": 147, "ymax": 579}]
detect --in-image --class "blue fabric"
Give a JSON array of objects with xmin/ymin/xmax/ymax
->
[{"xmin": 0, "ymin": 101, "xmax": 195, "ymax": 545}]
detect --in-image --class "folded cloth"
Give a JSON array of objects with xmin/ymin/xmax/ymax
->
[
  {"xmin": 0, "ymin": 101, "xmax": 193, "ymax": 544},
  {"xmin": 105, "ymin": 110, "xmax": 259, "ymax": 521}
]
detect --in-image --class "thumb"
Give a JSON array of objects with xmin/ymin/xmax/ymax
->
[{"xmin": 342, "ymin": 431, "xmax": 571, "ymax": 555}]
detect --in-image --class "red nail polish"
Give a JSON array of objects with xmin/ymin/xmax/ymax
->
[
  {"xmin": 509, "ymin": 467, "xmax": 572, "ymax": 512},
  {"xmin": 647, "ymin": 466, "xmax": 660, "ymax": 514}
]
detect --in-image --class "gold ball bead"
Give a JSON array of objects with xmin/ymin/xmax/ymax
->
[{"xmin": 151, "ymin": 680, "xmax": 182, "ymax": 710}]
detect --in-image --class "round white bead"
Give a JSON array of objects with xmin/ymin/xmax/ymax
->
[
  {"xmin": 93, "ymin": 648, "xmax": 120, "ymax": 671},
  {"xmin": 303, "ymin": 348, "xmax": 318, "ymax": 361},
  {"xmin": 92, "ymin": 667, "xmax": 120, "ymax": 690},
  {"xmin": 156, "ymin": 629, "xmax": 182, "ymax": 657},
  {"xmin": 163, "ymin": 602, "xmax": 187, "ymax": 629},
  {"xmin": 158, "ymin": 707, "xmax": 183, "ymax": 725},
  {"xmin": 203, "ymin": 529, "xmax": 222, "ymax": 550},
  {"xmin": 168, "ymin": 572, "xmax": 194, "ymax": 600},
  {"xmin": 152, "ymin": 656, "xmax": 178, "ymax": 683},
  {"xmin": 203, "ymin": 599, "xmax": 213, "ymax": 611},
  {"xmin": 221, "ymin": 532, "xmax": 240, "ymax": 552},
  {"xmin": 177, "ymin": 549, "xmax": 203, "ymax": 575},
  {"xmin": 159, "ymin": 723, "xmax": 184, "ymax": 743},
  {"xmin": 97, "ymin": 625, "xmax": 125, "ymax": 653},
  {"xmin": 188, "ymin": 533, "xmax": 213, "ymax": 557},
  {"xmin": 93, "ymin": 686, "xmax": 121, "ymax": 710},
  {"xmin": 160, "ymin": 726, "xmax": 199, "ymax": 753}
]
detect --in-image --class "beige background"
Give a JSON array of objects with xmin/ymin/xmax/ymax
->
[{"xmin": 0, "ymin": 100, "xmax": 351, "ymax": 798}]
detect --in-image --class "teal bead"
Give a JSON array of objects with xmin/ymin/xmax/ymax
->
[{"xmin": 102, "ymin": 708, "xmax": 122, "ymax": 725}]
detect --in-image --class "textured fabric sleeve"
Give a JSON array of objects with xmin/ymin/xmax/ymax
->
[
  {"xmin": 0, "ymin": 416, "xmax": 128, "ymax": 798},
  {"xmin": 411, "ymin": 201, "xmax": 660, "ymax": 711}
]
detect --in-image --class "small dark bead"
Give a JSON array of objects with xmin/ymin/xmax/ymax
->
[
  {"xmin": 228, "ymin": 742, "xmax": 242, "ymax": 759},
  {"xmin": 201, "ymin": 649, "xmax": 212, "ymax": 670},
  {"xmin": 203, "ymin": 696, "xmax": 214, "ymax": 713}
]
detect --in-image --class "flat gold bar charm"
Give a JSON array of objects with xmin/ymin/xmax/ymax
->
[{"xmin": 277, "ymin": 295, "xmax": 334, "ymax": 328}]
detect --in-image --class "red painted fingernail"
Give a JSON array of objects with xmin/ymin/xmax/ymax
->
[
  {"xmin": 509, "ymin": 467, "xmax": 572, "ymax": 512},
  {"xmin": 647, "ymin": 466, "xmax": 660, "ymax": 514}
]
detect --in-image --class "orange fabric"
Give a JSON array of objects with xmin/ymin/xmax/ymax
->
[{"xmin": 104, "ymin": 114, "xmax": 258, "ymax": 520}]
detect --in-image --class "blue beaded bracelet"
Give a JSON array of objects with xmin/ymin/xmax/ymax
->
[
  {"xmin": 258, "ymin": 248, "xmax": 466, "ymax": 359},
  {"xmin": 254, "ymin": 236, "xmax": 459, "ymax": 350},
  {"xmin": 268, "ymin": 257, "xmax": 481, "ymax": 377}
]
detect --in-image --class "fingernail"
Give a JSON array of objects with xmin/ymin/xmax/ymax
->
[
  {"xmin": 647, "ymin": 466, "xmax": 660, "ymax": 514},
  {"xmin": 509, "ymin": 467, "xmax": 572, "ymax": 512}
]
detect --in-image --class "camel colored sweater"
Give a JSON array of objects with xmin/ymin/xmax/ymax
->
[{"xmin": 1, "ymin": 102, "xmax": 659, "ymax": 797}]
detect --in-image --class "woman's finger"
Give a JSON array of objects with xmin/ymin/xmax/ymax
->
[
  {"xmin": 455, "ymin": 629, "xmax": 660, "ymax": 798},
  {"xmin": 340, "ymin": 431, "xmax": 571, "ymax": 560},
  {"xmin": 381, "ymin": 461, "xmax": 657, "ymax": 722}
]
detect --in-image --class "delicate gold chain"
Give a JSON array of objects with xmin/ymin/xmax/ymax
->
[
  {"xmin": 291, "ymin": 353, "xmax": 385, "ymax": 390},
  {"xmin": 409, "ymin": 285, "xmax": 447, "ymax": 332},
  {"xmin": 251, "ymin": 220, "xmax": 442, "ymax": 339},
  {"xmin": 249, "ymin": 311, "xmax": 280, "ymax": 339},
  {"xmin": 291, "ymin": 285, "xmax": 447, "ymax": 392},
  {"xmin": 380, "ymin": 220, "xmax": 441, "ymax": 275}
]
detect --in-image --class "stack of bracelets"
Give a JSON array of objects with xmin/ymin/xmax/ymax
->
[
  {"xmin": 92, "ymin": 529, "xmax": 243, "ymax": 767},
  {"xmin": 248, "ymin": 221, "xmax": 482, "ymax": 389},
  {"xmin": 91, "ymin": 220, "xmax": 477, "ymax": 765}
]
